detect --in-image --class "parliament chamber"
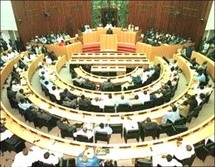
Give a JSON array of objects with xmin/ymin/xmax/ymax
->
[{"xmin": 0, "ymin": 1, "xmax": 214, "ymax": 167}]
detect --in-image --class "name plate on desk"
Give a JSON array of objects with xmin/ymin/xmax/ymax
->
[{"xmin": 95, "ymin": 148, "xmax": 110, "ymax": 155}]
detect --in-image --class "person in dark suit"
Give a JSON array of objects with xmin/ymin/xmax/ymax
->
[
  {"xmin": 186, "ymin": 95, "xmax": 198, "ymax": 113},
  {"xmin": 82, "ymin": 79, "xmax": 96, "ymax": 90},
  {"xmin": 60, "ymin": 88, "xmax": 76, "ymax": 101},
  {"xmin": 57, "ymin": 118, "xmax": 76, "ymax": 133},
  {"xmin": 106, "ymin": 28, "xmax": 113, "ymax": 34},
  {"xmin": 140, "ymin": 117, "xmax": 160, "ymax": 140},
  {"xmin": 78, "ymin": 95, "xmax": 91, "ymax": 109},
  {"xmin": 100, "ymin": 79, "xmax": 114, "ymax": 91}
]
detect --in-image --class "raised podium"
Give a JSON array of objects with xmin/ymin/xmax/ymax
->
[{"xmin": 100, "ymin": 34, "xmax": 118, "ymax": 52}]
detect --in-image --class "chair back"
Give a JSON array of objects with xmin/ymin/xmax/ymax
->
[
  {"xmin": 124, "ymin": 129, "xmax": 140, "ymax": 143},
  {"xmin": 117, "ymin": 104, "xmax": 131, "ymax": 112},
  {"xmin": 143, "ymin": 100, "xmax": 154, "ymax": 109},
  {"xmin": 153, "ymin": 96, "xmax": 164, "ymax": 106},
  {"xmin": 135, "ymin": 157, "xmax": 152, "ymax": 167},
  {"xmin": 95, "ymin": 131, "xmax": 110, "ymax": 143},
  {"xmin": 89, "ymin": 105, "xmax": 100, "ymax": 112},
  {"xmin": 76, "ymin": 135, "xmax": 93, "ymax": 143},
  {"xmin": 104, "ymin": 105, "xmax": 115, "ymax": 113},
  {"xmin": 181, "ymin": 154, "xmax": 196, "ymax": 166},
  {"xmin": 131, "ymin": 104, "xmax": 144, "ymax": 111}
]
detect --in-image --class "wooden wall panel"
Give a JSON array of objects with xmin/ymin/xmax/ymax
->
[
  {"xmin": 11, "ymin": 1, "xmax": 91, "ymax": 45},
  {"xmin": 128, "ymin": 1, "xmax": 159, "ymax": 31},
  {"xmin": 12, "ymin": 1, "xmax": 212, "ymax": 47},
  {"xmin": 128, "ymin": 0, "xmax": 212, "ymax": 47}
]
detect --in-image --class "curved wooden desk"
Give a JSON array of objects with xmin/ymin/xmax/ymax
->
[
  {"xmin": 22, "ymin": 55, "xmax": 192, "ymax": 124},
  {"xmin": 71, "ymin": 53, "xmax": 146, "ymax": 59},
  {"xmin": 45, "ymin": 40, "xmax": 82, "ymax": 60},
  {"xmin": 56, "ymin": 55, "xmax": 170, "ymax": 98},
  {"xmin": 1, "ymin": 106, "xmax": 214, "ymax": 160},
  {"xmin": 1, "ymin": 52, "xmax": 214, "ymax": 160}
]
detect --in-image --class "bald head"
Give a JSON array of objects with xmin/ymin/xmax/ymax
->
[{"xmin": 186, "ymin": 145, "xmax": 193, "ymax": 152}]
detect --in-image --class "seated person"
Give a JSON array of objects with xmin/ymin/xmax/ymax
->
[
  {"xmin": 57, "ymin": 118, "xmax": 76, "ymax": 133},
  {"xmin": 140, "ymin": 117, "xmax": 160, "ymax": 139},
  {"xmin": 136, "ymin": 90, "xmax": 150, "ymax": 103},
  {"xmin": 62, "ymin": 97, "xmax": 78, "ymax": 109},
  {"xmin": 116, "ymin": 95, "xmax": 131, "ymax": 107},
  {"xmin": 194, "ymin": 69, "xmax": 207, "ymax": 85},
  {"xmin": 105, "ymin": 23, "xmax": 113, "ymax": 29},
  {"xmin": 91, "ymin": 97, "xmax": 104, "ymax": 110},
  {"xmin": 0, "ymin": 122, "xmax": 13, "ymax": 142},
  {"xmin": 103, "ymin": 94, "xmax": 116, "ymax": 107},
  {"xmin": 106, "ymin": 28, "xmax": 113, "ymax": 34},
  {"xmin": 72, "ymin": 76, "xmax": 86, "ymax": 85},
  {"xmin": 179, "ymin": 100, "xmax": 190, "ymax": 117},
  {"xmin": 100, "ymin": 79, "xmax": 114, "ymax": 91},
  {"xmin": 162, "ymin": 105, "xmax": 180, "ymax": 123},
  {"xmin": 76, "ymin": 147, "xmax": 99, "ymax": 167},
  {"xmin": 82, "ymin": 79, "xmax": 96, "ymax": 90},
  {"xmin": 174, "ymin": 142, "xmax": 195, "ymax": 162},
  {"xmin": 18, "ymin": 98, "xmax": 32, "ymax": 111},
  {"xmin": 93, "ymin": 123, "xmax": 113, "ymax": 135},
  {"xmin": 153, "ymin": 154, "xmax": 182, "ymax": 167},
  {"xmin": 132, "ymin": 75, "xmax": 142, "ymax": 85},
  {"xmin": 78, "ymin": 95, "xmax": 91, "ymax": 109},
  {"xmin": 130, "ymin": 94, "xmax": 144, "ymax": 106},
  {"xmin": 59, "ymin": 40, "xmax": 65, "ymax": 46},
  {"xmin": 123, "ymin": 117, "xmax": 139, "ymax": 132},
  {"xmin": 186, "ymin": 95, "xmax": 198, "ymax": 113},
  {"xmin": 73, "ymin": 127, "xmax": 94, "ymax": 140},
  {"xmin": 60, "ymin": 88, "xmax": 76, "ymax": 101}
]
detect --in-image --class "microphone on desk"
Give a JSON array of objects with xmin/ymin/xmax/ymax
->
[{"xmin": 33, "ymin": 139, "xmax": 40, "ymax": 143}]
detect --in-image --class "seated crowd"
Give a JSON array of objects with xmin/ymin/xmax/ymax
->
[
  {"xmin": 31, "ymin": 31, "xmax": 71, "ymax": 45},
  {"xmin": 142, "ymin": 28, "xmax": 192, "ymax": 46},
  {"xmin": 1, "ymin": 30, "xmax": 214, "ymax": 167}
]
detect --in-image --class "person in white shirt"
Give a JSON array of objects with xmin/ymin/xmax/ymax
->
[
  {"xmin": 91, "ymin": 97, "xmax": 104, "ymax": 110},
  {"xmin": 7, "ymin": 50, "xmax": 15, "ymax": 60},
  {"xmin": 0, "ymin": 123, "xmax": 13, "ymax": 142},
  {"xmin": 93, "ymin": 123, "xmax": 113, "ymax": 135},
  {"xmin": 136, "ymin": 90, "xmax": 150, "ymax": 103},
  {"xmin": 103, "ymin": 94, "xmax": 116, "ymax": 107},
  {"xmin": 11, "ymin": 80, "xmax": 22, "ymax": 92},
  {"xmin": 116, "ymin": 95, "xmax": 131, "ymax": 107},
  {"xmin": 1, "ymin": 53, "xmax": 9, "ymax": 62},
  {"xmin": 12, "ymin": 146, "xmax": 62, "ymax": 167},
  {"xmin": 49, "ymin": 86, "xmax": 62, "ymax": 101},
  {"xmin": 105, "ymin": 23, "xmax": 113, "ymax": 29},
  {"xmin": 18, "ymin": 99, "xmax": 32, "ymax": 111},
  {"xmin": 153, "ymin": 154, "xmax": 182, "ymax": 167},
  {"xmin": 12, "ymin": 148, "xmax": 32, "ymax": 167},
  {"xmin": 29, "ymin": 52, "xmax": 37, "ymax": 61},
  {"xmin": 44, "ymin": 81, "xmax": 54, "ymax": 93},
  {"xmin": 162, "ymin": 105, "xmax": 181, "ymax": 123},
  {"xmin": 174, "ymin": 142, "xmax": 195, "ymax": 162},
  {"xmin": 45, "ymin": 55, "xmax": 53, "ymax": 65},
  {"xmin": 195, "ymin": 93, "xmax": 205, "ymax": 105},
  {"xmin": 73, "ymin": 127, "xmax": 94, "ymax": 140},
  {"xmin": 130, "ymin": 94, "xmax": 145, "ymax": 106},
  {"xmin": 140, "ymin": 72, "xmax": 149, "ymax": 84},
  {"xmin": 169, "ymin": 59, "xmax": 178, "ymax": 70},
  {"xmin": 123, "ymin": 117, "xmax": 139, "ymax": 132}
]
